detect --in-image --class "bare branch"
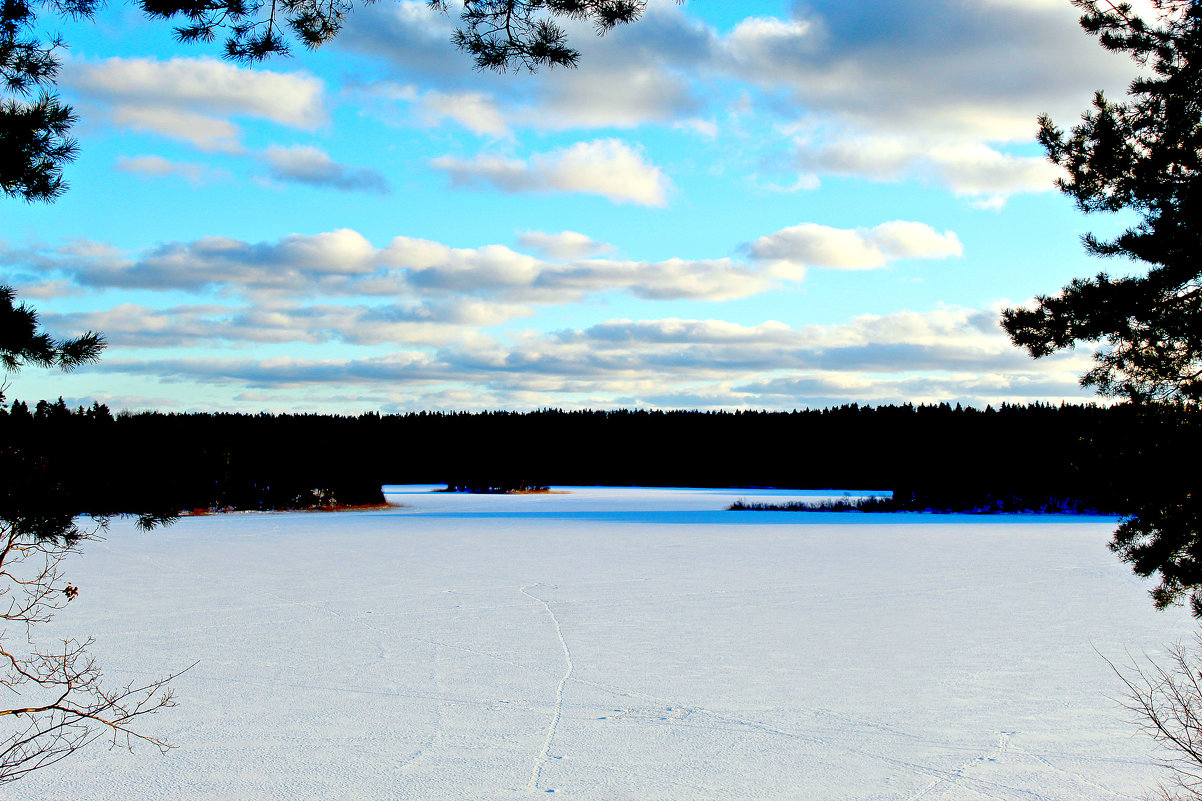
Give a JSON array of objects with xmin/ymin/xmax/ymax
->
[
  {"xmin": 1107, "ymin": 635, "xmax": 1202, "ymax": 799},
  {"xmin": 0, "ymin": 519, "xmax": 184, "ymax": 784}
]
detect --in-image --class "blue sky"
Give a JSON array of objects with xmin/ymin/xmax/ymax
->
[{"xmin": 1, "ymin": 0, "xmax": 1145, "ymax": 413}]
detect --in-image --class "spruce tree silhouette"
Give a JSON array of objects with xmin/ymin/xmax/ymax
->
[{"xmin": 1001, "ymin": 0, "xmax": 1202, "ymax": 616}]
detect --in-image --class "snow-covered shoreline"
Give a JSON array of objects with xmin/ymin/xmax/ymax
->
[{"xmin": 6, "ymin": 486, "xmax": 1189, "ymax": 801}]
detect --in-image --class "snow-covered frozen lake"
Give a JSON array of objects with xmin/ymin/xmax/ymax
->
[{"xmin": 5, "ymin": 485, "xmax": 1195, "ymax": 801}]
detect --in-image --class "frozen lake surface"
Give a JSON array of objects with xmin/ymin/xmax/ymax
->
[{"xmin": 3, "ymin": 485, "xmax": 1194, "ymax": 800}]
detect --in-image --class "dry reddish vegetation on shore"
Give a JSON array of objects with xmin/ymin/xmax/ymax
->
[{"xmin": 186, "ymin": 502, "xmax": 402, "ymax": 515}]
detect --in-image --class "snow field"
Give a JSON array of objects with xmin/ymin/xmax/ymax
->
[{"xmin": 2, "ymin": 486, "xmax": 1194, "ymax": 800}]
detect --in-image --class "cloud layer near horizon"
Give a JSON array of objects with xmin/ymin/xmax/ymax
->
[
  {"xmin": 5, "ymin": 220, "xmax": 960, "ymax": 305},
  {"xmin": 1, "ymin": 222, "xmax": 1091, "ymax": 412},
  {"xmin": 76, "ymin": 305, "xmax": 1093, "ymax": 412}
]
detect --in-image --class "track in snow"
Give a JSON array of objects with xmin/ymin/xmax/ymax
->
[{"xmin": 521, "ymin": 584, "xmax": 575, "ymax": 794}]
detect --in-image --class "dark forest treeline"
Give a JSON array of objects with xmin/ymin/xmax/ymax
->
[{"xmin": 2, "ymin": 399, "xmax": 1198, "ymax": 514}]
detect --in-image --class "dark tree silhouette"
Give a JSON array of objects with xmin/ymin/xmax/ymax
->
[
  {"xmin": 1003, "ymin": 0, "xmax": 1201, "ymax": 406},
  {"xmin": 1, "ymin": 284, "xmax": 182, "ymax": 783},
  {"xmin": 426, "ymin": 1, "xmax": 652, "ymax": 72},
  {"xmin": 146, "ymin": 0, "xmax": 653, "ymax": 68},
  {"xmin": 1, "ymin": 286, "xmax": 103, "ymax": 385},
  {"xmin": 6, "ymin": 401, "xmax": 1182, "ymax": 515},
  {"xmin": 1001, "ymin": 0, "xmax": 1202, "ymax": 614},
  {"xmin": 0, "ymin": 0, "xmax": 97, "ymax": 202}
]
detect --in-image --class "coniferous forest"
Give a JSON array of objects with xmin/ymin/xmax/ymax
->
[{"xmin": 2, "ymin": 399, "xmax": 1197, "ymax": 516}]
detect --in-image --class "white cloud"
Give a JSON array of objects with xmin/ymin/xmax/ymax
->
[
  {"xmin": 720, "ymin": 2, "xmax": 1135, "ymax": 142},
  {"xmin": 431, "ymin": 139, "xmax": 670, "ymax": 206},
  {"xmin": 264, "ymin": 229, "xmax": 380, "ymax": 274},
  {"xmin": 561, "ymin": 318, "xmax": 797, "ymax": 346},
  {"xmin": 45, "ymin": 300, "xmax": 528, "ymax": 348},
  {"xmin": 31, "ymin": 229, "xmax": 381, "ymax": 295},
  {"xmin": 517, "ymin": 231, "xmax": 614, "ymax": 260},
  {"xmin": 115, "ymin": 155, "xmax": 216, "ymax": 184},
  {"xmin": 794, "ymin": 136, "xmax": 918, "ymax": 181},
  {"xmin": 261, "ymin": 145, "xmax": 390, "ymax": 193},
  {"xmin": 418, "ymin": 91, "xmax": 510, "ymax": 136},
  {"xmin": 336, "ymin": 1, "xmax": 468, "ymax": 82},
  {"xmin": 793, "ymin": 136, "xmax": 1063, "ymax": 203},
  {"xmin": 399, "ymin": 242, "xmax": 544, "ymax": 293},
  {"xmin": 724, "ymin": 17, "xmax": 818, "ymax": 75},
  {"xmin": 377, "ymin": 242, "xmax": 765, "ymax": 302},
  {"xmin": 864, "ymin": 221, "xmax": 965, "ymax": 261},
  {"xmin": 747, "ymin": 221, "xmax": 962, "ymax": 271},
  {"xmin": 927, "ymin": 144, "xmax": 1063, "ymax": 199},
  {"xmin": 675, "ymin": 118, "xmax": 718, "ymax": 139},
  {"xmin": 430, "ymin": 155, "xmax": 525, "ymax": 188},
  {"xmin": 539, "ymin": 140, "xmax": 670, "ymax": 206},
  {"xmin": 364, "ymin": 81, "xmax": 419, "ymax": 102},
  {"xmin": 543, "ymin": 258, "xmax": 772, "ymax": 301},
  {"xmin": 70, "ymin": 57, "xmax": 327, "ymax": 126},
  {"xmin": 66, "ymin": 57, "xmax": 327, "ymax": 148},
  {"xmin": 521, "ymin": 0, "xmax": 712, "ymax": 128},
  {"xmin": 82, "ymin": 305, "xmax": 1097, "ymax": 410},
  {"xmin": 334, "ymin": 0, "xmax": 1133, "ymax": 205},
  {"xmin": 9, "ymin": 279, "xmax": 82, "ymax": 299},
  {"xmin": 340, "ymin": 0, "xmax": 707, "ymax": 131},
  {"xmin": 704, "ymin": 1, "xmax": 1141, "ymax": 202},
  {"xmin": 110, "ymin": 108, "xmax": 242, "ymax": 152},
  {"xmin": 8, "ymin": 219, "xmax": 962, "ymax": 306},
  {"xmin": 531, "ymin": 67, "xmax": 700, "ymax": 130}
]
